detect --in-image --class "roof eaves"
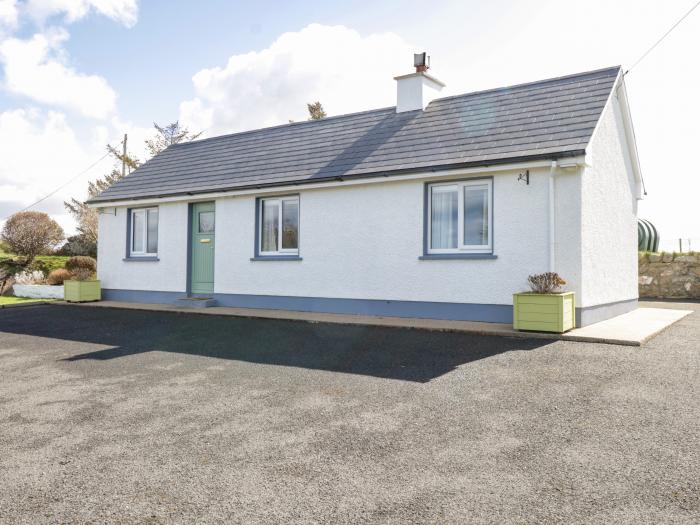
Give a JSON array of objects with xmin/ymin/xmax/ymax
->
[{"xmin": 87, "ymin": 149, "xmax": 586, "ymax": 205}]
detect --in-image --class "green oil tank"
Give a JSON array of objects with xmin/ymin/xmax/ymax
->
[{"xmin": 638, "ymin": 218, "xmax": 659, "ymax": 252}]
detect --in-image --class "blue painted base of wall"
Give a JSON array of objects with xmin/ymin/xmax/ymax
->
[
  {"xmin": 102, "ymin": 289, "xmax": 513, "ymax": 323},
  {"xmin": 101, "ymin": 289, "xmax": 639, "ymax": 327}
]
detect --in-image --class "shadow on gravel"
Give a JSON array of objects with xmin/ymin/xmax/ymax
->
[{"xmin": 0, "ymin": 305, "xmax": 548, "ymax": 383}]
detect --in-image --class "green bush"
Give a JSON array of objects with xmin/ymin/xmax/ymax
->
[
  {"xmin": 0, "ymin": 255, "xmax": 69, "ymax": 279},
  {"xmin": 65, "ymin": 256, "xmax": 97, "ymax": 273},
  {"xmin": 0, "ymin": 256, "xmax": 26, "ymax": 277}
]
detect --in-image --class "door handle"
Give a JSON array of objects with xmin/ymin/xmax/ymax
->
[{"xmin": 200, "ymin": 239, "xmax": 211, "ymax": 243}]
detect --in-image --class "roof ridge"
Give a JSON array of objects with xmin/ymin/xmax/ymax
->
[
  {"xmin": 174, "ymin": 65, "xmax": 620, "ymax": 149},
  {"xmin": 430, "ymin": 65, "xmax": 621, "ymax": 104}
]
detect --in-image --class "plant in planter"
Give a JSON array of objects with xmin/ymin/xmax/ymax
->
[
  {"xmin": 513, "ymin": 272, "xmax": 575, "ymax": 333},
  {"xmin": 14, "ymin": 270, "xmax": 46, "ymax": 285},
  {"xmin": 64, "ymin": 256, "xmax": 101, "ymax": 302}
]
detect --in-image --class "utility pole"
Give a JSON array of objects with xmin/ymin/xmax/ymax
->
[{"xmin": 122, "ymin": 133, "xmax": 128, "ymax": 177}]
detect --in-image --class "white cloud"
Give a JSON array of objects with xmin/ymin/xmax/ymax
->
[
  {"xmin": 25, "ymin": 0, "xmax": 138, "ymax": 27},
  {"xmin": 180, "ymin": 24, "xmax": 417, "ymax": 135},
  {"xmin": 0, "ymin": 107, "xmax": 164, "ymax": 233},
  {"xmin": 0, "ymin": 108, "xmax": 110, "ymax": 232},
  {"xmin": 0, "ymin": 28, "xmax": 118, "ymax": 118},
  {"xmin": 0, "ymin": 0, "xmax": 18, "ymax": 31}
]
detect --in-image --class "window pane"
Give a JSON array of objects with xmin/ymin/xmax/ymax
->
[
  {"xmin": 198, "ymin": 211, "xmax": 214, "ymax": 233},
  {"xmin": 464, "ymin": 186, "xmax": 489, "ymax": 246},
  {"xmin": 147, "ymin": 208, "xmax": 158, "ymax": 253},
  {"xmin": 261, "ymin": 201, "xmax": 279, "ymax": 252},
  {"xmin": 132, "ymin": 210, "xmax": 144, "ymax": 253},
  {"xmin": 281, "ymin": 200, "xmax": 298, "ymax": 249},
  {"xmin": 430, "ymin": 188, "xmax": 458, "ymax": 249}
]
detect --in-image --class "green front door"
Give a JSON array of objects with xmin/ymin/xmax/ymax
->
[{"xmin": 190, "ymin": 202, "xmax": 215, "ymax": 294}]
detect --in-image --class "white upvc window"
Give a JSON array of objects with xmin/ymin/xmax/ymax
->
[
  {"xmin": 427, "ymin": 179, "xmax": 492, "ymax": 254},
  {"xmin": 130, "ymin": 207, "xmax": 158, "ymax": 256},
  {"xmin": 259, "ymin": 195, "xmax": 299, "ymax": 255}
]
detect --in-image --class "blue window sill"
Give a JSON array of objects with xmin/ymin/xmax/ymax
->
[
  {"xmin": 123, "ymin": 256, "xmax": 160, "ymax": 262},
  {"xmin": 250, "ymin": 256, "xmax": 303, "ymax": 261},
  {"xmin": 419, "ymin": 253, "xmax": 497, "ymax": 260}
]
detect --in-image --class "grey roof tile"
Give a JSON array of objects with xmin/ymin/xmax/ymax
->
[{"xmin": 91, "ymin": 66, "xmax": 620, "ymax": 203}]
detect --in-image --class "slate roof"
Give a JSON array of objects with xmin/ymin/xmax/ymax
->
[{"xmin": 91, "ymin": 66, "xmax": 621, "ymax": 203}]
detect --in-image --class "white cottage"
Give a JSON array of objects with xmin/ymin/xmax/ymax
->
[{"xmin": 90, "ymin": 59, "xmax": 642, "ymax": 326}]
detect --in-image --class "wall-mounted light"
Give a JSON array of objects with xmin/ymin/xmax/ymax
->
[{"xmin": 517, "ymin": 170, "xmax": 530, "ymax": 185}]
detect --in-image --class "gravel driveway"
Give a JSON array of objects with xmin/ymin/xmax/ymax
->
[{"xmin": 0, "ymin": 302, "xmax": 698, "ymax": 524}]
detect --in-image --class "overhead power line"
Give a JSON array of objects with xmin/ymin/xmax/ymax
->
[
  {"xmin": 9, "ymin": 149, "xmax": 112, "ymax": 219},
  {"xmin": 625, "ymin": 0, "xmax": 700, "ymax": 74}
]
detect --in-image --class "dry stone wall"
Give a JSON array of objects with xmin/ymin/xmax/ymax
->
[{"xmin": 638, "ymin": 252, "xmax": 700, "ymax": 299}]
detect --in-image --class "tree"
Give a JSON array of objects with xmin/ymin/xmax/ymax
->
[
  {"xmin": 145, "ymin": 121, "xmax": 202, "ymax": 157},
  {"xmin": 55, "ymin": 235, "xmax": 97, "ymax": 258},
  {"xmin": 307, "ymin": 101, "xmax": 327, "ymax": 120},
  {"xmin": 64, "ymin": 143, "xmax": 139, "ymax": 246},
  {"xmin": 64, "ymin": 121, "xmax": 201, "ymax": 250},
  {"xmin": 1, "ymin": 211, "xmax": 64, "ymax": 262}
]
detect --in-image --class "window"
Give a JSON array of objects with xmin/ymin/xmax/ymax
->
[
  {"xmin": 130, "ymin": 207, "xmax": 158, "ymax": 256},
  {"xmin": 198, "ymin": 211, "xmax": 215, "ymax": 233},
  {"xmin": 427, "ymin": 179, "xmax": 492, "ymax": 253},
  {"xmin": 259, "ymin": 196, "xmax": 299, "ymax": 255}
]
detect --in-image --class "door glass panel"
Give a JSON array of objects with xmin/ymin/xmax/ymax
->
[
  {"xmin": 147, "ymin": 208, "xmax": 158, "ymax": 253},
  {"xmin": 464, "ymin": 186, "xmax": 488, "ymax": 246},
  {"xmin": 261, "ymin": 201, "xmax": 279, "ymax": 252},
  {"xmin": 430, "ymin": 187, "xmax": 458, "ymax": 249},
  {"xmin": 132, "ymin": 210, "xmax": 144, "ymax": 252},
  {"xmin": 281, "ymin": 200, "xmax": 298, "ymax": 249},
  {"xmin": 198, "ymin": 211, "xmax": 215, "ymax": 233}
]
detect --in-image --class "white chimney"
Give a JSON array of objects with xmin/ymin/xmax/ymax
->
[{"xmin": 394, "ymin": 52, "xmax": 445, "ymax": 113}]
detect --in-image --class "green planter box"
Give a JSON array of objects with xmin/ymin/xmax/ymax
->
[
  {"xmin": 64, "ymin": 280, "xmax": 101, "ymax": 303},
  {"xmin": 513, "ymin": 291, "xmax": 575, "ymax": 333}
]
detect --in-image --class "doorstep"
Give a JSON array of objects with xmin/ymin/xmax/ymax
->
[{"xmin": 51, "ymin": 301, "xmax": 692, "ymax": 346}]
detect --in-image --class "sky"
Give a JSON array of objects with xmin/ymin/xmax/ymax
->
[{"xmin": 0, "ymin": 0, "xmax": 698, "ymax": 251}]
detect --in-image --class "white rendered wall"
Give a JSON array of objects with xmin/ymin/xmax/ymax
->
[
  {"xmin": 96, "ymin": 168, "xmax": 589, "ymax": 307},
  {"xmin": 97, "ymin": 202, "xmax": 189, "ymax": 292},
  {"xmin": 553, "ymin": 167, "xmax": 584, "ymax": 305},
  {"xmin": 579, "ymin": 92, "xmax": 639, "ymax": 307},
  {"xmin": 214, "ymin": 168, "xmax": 561, "ymax": 305}
]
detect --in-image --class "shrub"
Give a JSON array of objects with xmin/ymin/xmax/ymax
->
[
  {"xmin": 55, "ymin": 235, "xmax": 97, "ymax": 257},
  {"xmin": 1, "ymin": 211, "xmax": 64, "ymax": 263},
  {"xmin": 29, "ymin": 256, "xmax": 70, "ymax": 275},
  {"xmin": 70, "ymin": 268, "xmax": 95, "ymax": 281},
  {"xmin": 13, "ymin": 270, "xmax": 46, "ymax": 285},
  {"xmin": 65, "ymin": 256, "xmax": 97, "ymax": 273},
  {"xmin": 527, "ymin": 272, "xmax": 566, "ymax": 294},
  {"xmin": 47, "ymin": 268, "xmax": 71, "ymax": 285}
]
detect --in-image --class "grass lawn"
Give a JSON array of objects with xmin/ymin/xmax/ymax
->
[{"xmin": 0, "ymin": 296, "xmax": 53, "ymax": 306}]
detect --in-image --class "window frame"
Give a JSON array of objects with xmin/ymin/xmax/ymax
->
[
  {"xmin": 426, "ymin": 178, "xmax": 493, "ymax": 255},
  {"xmin": 257, "ymin": 195, "xmax": 300, "ymax": 257},
  {"xmin": 128, "ymin": 206, "xmax": 159, "ymax": 257}
]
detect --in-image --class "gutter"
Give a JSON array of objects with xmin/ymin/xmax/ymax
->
[{"xmin": 88, "ymin": 151, "xmax": 586, "ymax": 208}]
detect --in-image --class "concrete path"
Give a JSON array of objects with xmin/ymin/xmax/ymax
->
[
  {"xmin": 566, "ymin": 307, "xmax": 692, "ymax": 345},
  {"xmin": 55, "ymin": 300, "xmax": 692, "ymax": 346}
]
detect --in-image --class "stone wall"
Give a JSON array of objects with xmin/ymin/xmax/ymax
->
[{"xmin": 638, "ymin": 252, "xmax": 700, "ymax": 299}]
